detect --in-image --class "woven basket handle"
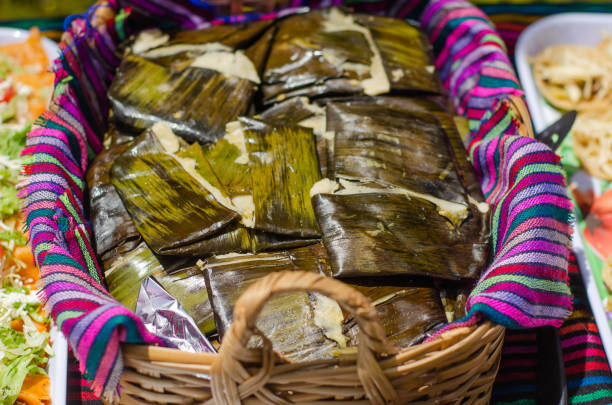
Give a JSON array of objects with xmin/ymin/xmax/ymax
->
[{"xmin": 210, "ymin": 271, "xmax": 398, "ymax": 405}]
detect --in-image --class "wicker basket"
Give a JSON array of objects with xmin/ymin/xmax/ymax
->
[
  {"xmin": 26, "ymin": 2, "xmax": 535, "ymax": 403},
  {"xmin": 118, "ymin": 271, "xmax": 505, "ymax": 404}
]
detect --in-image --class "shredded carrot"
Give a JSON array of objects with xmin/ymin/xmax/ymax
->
[
  {"xmin": 17, "ymin": 374, "xmax": 51, "ymax": 405},
  {"xmin": 34, "ymin": 308, "xmax": 48, "ymax": 333},
  {"xmin": 0, "ymin": 28, "xmax": 55, "ymax": 121},
  {"xmin": 14, "ymin": 245, "xmax": 39, "ymax": 286},
  {"xmin": 0, "ymin": 28, "xmax": 49, "ymax": 69},
  {"xmin": 10, "ymin": 318, "xmax": 24, "ymax": 332}
]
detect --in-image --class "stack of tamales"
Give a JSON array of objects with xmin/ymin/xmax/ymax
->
[{"xmin": 89, "ymin": 7, "xmax": 490, "ymax": 361}]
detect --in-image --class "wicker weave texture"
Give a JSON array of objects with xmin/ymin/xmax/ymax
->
[{"xmin": 119, "ymin": 271, "xmax": 505, "ymax": 404}]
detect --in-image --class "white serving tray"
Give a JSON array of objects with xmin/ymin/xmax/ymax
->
[
  {"xmin": 48, "ymin": 326, "xmax": 68, "ymax": 405},
  {"xmin": 0, "ymin": 27, "xmax": 67, "ymax": 405},
  {"xmin": 515, "ymin": 12, "xmax": 612, "ymax": 371}
]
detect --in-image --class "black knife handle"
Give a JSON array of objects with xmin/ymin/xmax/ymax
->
[{"xmin": 536, "ymin": 326, "xmax": 568, "ymax": 405}]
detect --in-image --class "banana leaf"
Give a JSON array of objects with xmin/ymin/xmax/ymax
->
[
  {"xmin": 256, "ymin": 97, "xmax": 317, "ymax": 124},
  {"xmin": 329, "ymin": 95, "xmax": 485, "ymax": 202},
  {"xmin": 132, "ymin": 21, "xmax": 274, "ymax": 76},
  {"xmin": 241, "ymin": 118, "xmax": 322, "ymax": 237},
  {"xmin": 392, "ymin": 95, "xmax": 484, "ymax": 202},
  {"xmin": 353, "ymin": 15, "xmax": 442, "ymax": 94},
  {"xmin": 86, "ymin": 140, "xmax": 141, "ymax": 263},
  {"xmin": 177, "ymin": 130, "xmax": 251, "ymax": 207},
  {"xmin": 110, "ymin": 127, "xmax": 240, "ymax": 256},
  {"xmin": 311, "ymin": 179, "xmax": 488, "ymax": 280},
  {"xmin": 261, "ymin": 9, "xmax": 371, "ymax": 104},
  {"xmin": 256, "ymin": 97, "xmax": 330, "ymax": 177},
  {"xmin": 109, "ymin": 45, "xmax": 260, "ymax": 144},
  {"xmin": 202, "ymin": 245, "xmax": 351, "ymax": 362},
  {"xmin": 261, "ymin": 8, "xmax": 441, "ymax": 104},
  {"xmin": 177, "ymin": 126, "xmax": 321, "ymax": 249},
  {"xmin": 104, "ymin": 242, "xmax": 215, "ymax": 334},
  {"xmin": 343, "ymin": 277, "xmax": 446, "ymax": 349},
  {"xmin": 172, "ymin": 122, "xmax": 320, "ymax": 254},
  {"xmin": 326, "ymin": 100, "xmax": 469, "ymax": 203},
  {"xmin": 251, "ymin": 230, "xmax": 319, "ymax": 252},
  {"xmin": 157, "ymin": 223, "xmax": 319, "ymax": 257},
  {"xmin": 166, "ymin": 20, "xmax": 273, "ymax": 49},
  {"xmin": 325, "ymin": 99, "xmax": 489, "ymax": 269}
]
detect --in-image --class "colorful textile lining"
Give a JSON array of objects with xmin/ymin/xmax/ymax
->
[
  {"xmin": 491, "ymin": 254, "xmax": 612, "ymax": 405},
  {"xmin": 19, "ymin": 0, "xmax": 573, "ymax": 400},
  {"xmin": 417, "ymin": 0, "xmax": 572, "ymax": 330}
]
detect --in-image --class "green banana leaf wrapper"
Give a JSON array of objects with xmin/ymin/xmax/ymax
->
[
  {"xmin": 255, "ymin": 97, "xmax": 330, "ymax": 177},
  {"xmin": 326, "ymin": 100, "xmax": 465, "ymax": 202},
  {"xmin": 261, "ymin": 8, "xmax": 442, "ymax": 104},
  {"xmin": 175, "ymin": 120, "xmax": 321, "ymax": 252},
  {"xmin": 240, "ymin": 118, "xmax": 322, "ymax": 237},
  {"xmin": 86, "ymin": 138, "xmax": 141, "ymax": 263},
  {"xmin": 353, "ymin": 14, "xmax": 441, "ymax": 94},
  {"xmin": 343, "ymin": 277, "xmax": 447, "ymax": 349},
  {"xmin": 322, "ymin": 95, "xmax": 485, "ymax": 201},
  {"xmin": 311, "ymin": 179, "xmax": 489, "ymax": 280},
  {"xmin": 202, "ymin": 245, "xmax": 346, "ymax": 362},
  {"xmin": 109, "ymin": 23, "xmax": 272, "ymax": 144},
  {"xmin": 110, "ymin": 127, "xmax": 240, "ymax": 256}
]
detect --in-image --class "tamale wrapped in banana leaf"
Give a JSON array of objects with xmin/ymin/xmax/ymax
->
[
  {"xmin": 104, "ymin": 242, "xmax": 215, "ymax": 334},
  {"xmin": 202, "ymin": 245, "xmax": 352, "ymax": 362},
  {"xmin": 110, "ymin": 124, "xmax": 241, "ymax": 256},
  {"xmin": 326, "ymin": 95, "xmax": 485, "ymax": 202},
  {"xmin": 131, "ymin": 20, "xmax": 274, "ymax": 65},
  {"xmin": 311, "ymin": 178, "xmax": 488, "ymax": 280},
  {"xmin": 256, "ymin": 97, "xmax": 331, "ymax": 177},
  {"xmin": 344, "ymin": 277, "xmax": 446, "ymax": 349},
  {"xmin": 109, "ymin": 29, "xmax": 269, "ymax": 144},
  {"xmin": 261, "ymin": 8, "xmax": 441, "ymax": 104},
  {"xmin": 174, "ymin": 122, "xmax": 321, "ymax": 252},
  {"xmin": 353, "ymin": 15, "xmax": 441, "ymax": 94},
  {"xmin": 239, "ymin": 118, "xmax": 322, "ymax": 237},
  {"xmin": 326, "ymin": 99, "xmax": 466, "ymax": 203},
  {"xmin": 154, "ymin": 223, "xmax": 319, "ymax": 257},
  {"xmin": 86, "ymin": 140, "xmax": 141, "ymax": 263}
]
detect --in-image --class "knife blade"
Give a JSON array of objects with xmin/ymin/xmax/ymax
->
[{"xmin": 535, "ymin": 110, "xmax": 577, "ymax": 151}]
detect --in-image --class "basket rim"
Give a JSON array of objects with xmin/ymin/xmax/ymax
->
[
  {"xmin": 122, "ymin": 321, "xmax": 504, "ymax": 365},
  {"xmin": 118, "ymin": 321, "xmax": 505, "ymax": 404}
]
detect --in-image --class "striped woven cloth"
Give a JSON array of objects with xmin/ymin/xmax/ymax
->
[
  {"xmin": 492, "ymin": 253, "xmax": 612, "ymax": 405},
  {"xmin": 19, "ymin": 0, "xmax": 573, "ymax": 400},
  {"xmin": 418, "ymin": 0, "xmax": 573, "ymax": 330}
]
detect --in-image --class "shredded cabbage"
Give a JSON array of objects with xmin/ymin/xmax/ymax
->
[
  {"xmin": 0, "ymin": 287, "xmax": 52, "ymax": 404},
  {"xmin": 0, "ymin": 31, "xmax": 54, "ymax": 403}
]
